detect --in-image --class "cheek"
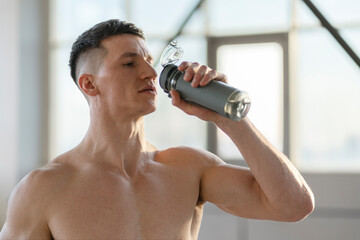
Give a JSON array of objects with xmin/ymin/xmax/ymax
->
[
  {"xmin": 98, "ymin": 69, "xmax": 137, "ymax": 100},
  {"xmin": 110, "ymin": 81, "xmax": 135, "ymax": 102}
]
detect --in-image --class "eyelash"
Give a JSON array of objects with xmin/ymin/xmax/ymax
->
[
  {"xmin": 124, "ymin": 62, "xmax": 134, "ymax": 67},
  {"xmin": 123, "ymin": 59, "xmax": 153, "ymax": 67}
]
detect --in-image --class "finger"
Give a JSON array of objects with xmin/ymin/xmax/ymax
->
[
  {"xmin": 192, "ymin": 65, "xmax": 209, "ymax": 87},
  {"xmin": 170, "ymin": 90, "xmax": 200, "ymax": 114},
  {"xmin": 178, "ymin": 61, "xmax": 191, "ymax": 71},
  {"xmin": 178, "ymin": 62, "xmax": 228, "ymax": 86},
  {"xmin": 199, "ymin": 68, "xmax": 216, "ymax": 86},
  {"xmin": 200, "ymin": 70, "xmax": 228, "ymax": 86},
  {"xmin": 170, "ymin": 89, "xmax": 227, "ymax": 122},
  {"xmin": 216, "ymin": 72, "xmax": 228, "ymax": 84},
  {"xmin": 170, "ymin": 90, "xmax": 182, "ymax": 107},
  {"xmin": 170, "ymin": 90, "xmax": 194, "ymax": 115},
  {"xmin": 178, "ymin": 62, "xmax": 200, "ymax": 82},
  {"xmin": 170, "ymin": 90, "xmax": 221, "ymax": 121},
  {"xmin": 170, "ymin": 90, "xmax": 199, "ymax": 114},
  {"xmin": 184, "ymin": 62, "xmax": 200, "ymax": 82}
]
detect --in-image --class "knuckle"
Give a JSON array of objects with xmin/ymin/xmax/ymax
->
[
  {"xmin": 191, "ymin": 62, "xmax": 200, "ymax": 68},
  {"xmin": 199, "ymin": 65, "xmax": 208, "ymax": 72},
  {"xmin": 221, "ymin": 73, "xmax": 229, "ymax": 83},
  {"xmin": 180, "ymin": 61, "xmax": 190, "ymax": 66},
  {"xmin": 209, "ymin": 69, "xmax": 217, "ymax": 76}
]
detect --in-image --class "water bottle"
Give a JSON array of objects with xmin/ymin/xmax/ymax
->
[{"xmin": 159, "ymin": 41, "xmax": 251, "ymax": 121}]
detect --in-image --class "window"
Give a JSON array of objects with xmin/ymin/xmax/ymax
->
[
  {"xmin": 206, "ymin": 0, "xmax": 290, "ymax": 35},
  {"xmin": 49, "ymin": 0, "xmax": 360, "ymax": 172},
  {"xmin": 292, "ymin": 0, "xmax": 360, "ymax": 171},
  {"xmin": 207, "ymin": 34, "xmax": 287, "ymax": 161},
  {"xmin": 293, "ymin": 28, "xmax": 360, "ymax": 171}
]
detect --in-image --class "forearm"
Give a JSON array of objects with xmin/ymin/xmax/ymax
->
[
  {"xmin": 169, "ymin": 61, "xmax": 314, "ymax": 220},
  {"xmin": 214, "ymin": 117, "xmax": 314, "ymax": 220}
]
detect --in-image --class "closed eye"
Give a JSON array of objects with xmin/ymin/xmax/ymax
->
[{"xmin": 123, "ymin": 62, "xmax": 135, "ymax": 67}]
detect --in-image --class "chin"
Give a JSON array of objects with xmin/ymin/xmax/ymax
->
[{"xmin": 142, "ymin": 103, "xmax": 157, "ymax": 116}]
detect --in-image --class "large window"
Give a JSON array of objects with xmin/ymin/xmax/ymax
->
[
  {"xmin": 293, "ymin": 1, "xmax": 360, "ymax": 171},
  {"xmin": 208, "ymin": 34, "xmax": 287, "ymax": 161},
  {"xmin": 294, "ymin": 29, "xmax": 360, "ymax": 171},
  {"xmin": 49, "ymin": 0, "xmax": 360, "ymax": 172}
]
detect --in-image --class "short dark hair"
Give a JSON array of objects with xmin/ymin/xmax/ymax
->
[{"xmin": 69, "ymin": 19, "xmax": 145, "ymax": 83}]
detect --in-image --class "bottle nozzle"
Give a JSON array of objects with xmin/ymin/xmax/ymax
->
[{"xmin": 160, "ymin": 40, "xmax": 184, "ymax": 67}]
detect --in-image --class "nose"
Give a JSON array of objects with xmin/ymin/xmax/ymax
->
[{"xmin": 140, "ymin": 61, "xmax": 158, "ymax": 81}]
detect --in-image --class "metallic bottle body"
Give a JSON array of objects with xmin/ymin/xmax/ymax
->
[{"xmin": 159, "ymin": 64, "xmax": 251, "ymax": 121}]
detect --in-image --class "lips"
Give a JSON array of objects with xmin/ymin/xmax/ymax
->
[{"xmin": 138, "ymin": 83, "xmax": 157, "ymax": 94}]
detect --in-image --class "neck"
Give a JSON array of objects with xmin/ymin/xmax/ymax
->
[{"xmin": 77, "ymin": 108, "xmax": 155, "ymax": 176}]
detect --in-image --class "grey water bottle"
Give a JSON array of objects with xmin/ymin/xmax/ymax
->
[{"xmin": 159, "ymin": 41, "xmax": 251, "ymax": 121}]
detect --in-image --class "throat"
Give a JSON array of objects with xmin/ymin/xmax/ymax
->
[{"xmin": 79, "ymin": 113, "xmax": 158, "ymax": 176}]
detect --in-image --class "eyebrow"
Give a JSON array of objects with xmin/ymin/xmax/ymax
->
[{"xmin": 120, "ymin": 52, "xmax": 154, "ymax": 63}]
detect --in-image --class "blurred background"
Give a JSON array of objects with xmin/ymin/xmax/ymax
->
[{"xmin": 1, "ymin": 0, "xmax": 360, "ymax": 239}]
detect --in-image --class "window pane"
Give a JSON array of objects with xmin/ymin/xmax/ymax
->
[
  {"xmin": 216, "ymin": 42, "xmax": 284, "ymax": 159},
  {"xmin": 342, "ymin": 28, "xmax": 360, "ymax": 55},
  {"xmin": 50, "ymin": 0, "xmax": 125, "ymax": 43},
  {"xmin": 298, "ymin": 0, "xmax": 360, "ymax": 25},
  {"xmin": 130, "ymin": 0, "xmax": 202, "ymax": 37},
  {"xmin": 294, "ymin": 29, "xmax": 360, "ymax": 171},
  {"xmin": 296, "ymin": 0, "xmax": 360, "ymax": 28},
  {"xmin": 207, "ymin": 0, "xmax": 290, "ymax": 35}
]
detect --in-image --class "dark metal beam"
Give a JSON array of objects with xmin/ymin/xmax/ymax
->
[
  {"xmin": 302, "ymin": 0, "xmax": 360, "ymax": 68},
  {"xmin": 155, "ymin": 0, "xmax": 206, "ymax": 67},
  {"xmin": 167, "ymin": 0, "xmax": 206, "ymax": 42}
]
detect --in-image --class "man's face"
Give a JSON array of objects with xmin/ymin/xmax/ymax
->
[{"xmin": 95, "ymin": 34, "xmax": 158, "ymax": 118}]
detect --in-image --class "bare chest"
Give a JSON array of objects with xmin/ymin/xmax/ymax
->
[{"xmin": 48, "ymin": 166, "xmax": 203, "ymax": 239}]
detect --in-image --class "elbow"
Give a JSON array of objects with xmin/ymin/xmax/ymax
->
[
  {"xmin": 287, "ymin": 201, "xmax": 315, "ymax": 222},
  {"xmin": 285, "ymin": 190, "xmax": 315, "ymax": 222}
]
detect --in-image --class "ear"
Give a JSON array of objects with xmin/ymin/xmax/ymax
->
[{"xmin": 78, "ymin": 74, "xmax": 99, "ymax": 97}]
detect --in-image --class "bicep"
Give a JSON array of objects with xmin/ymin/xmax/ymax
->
[
  {"xmin": 1, "ymin": 205, "xmax": 50, "ymax": 240},
  {"xmin": 200, "ymin": 163, "xmax": 274, "ymax": 220}
]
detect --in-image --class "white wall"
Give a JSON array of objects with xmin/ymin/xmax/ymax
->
[
  {"xmin": 0, "ymin": 0, "xmax": 48, "ymax": 226},
  {"xmin": 0, "ymin": 0, "xmax": 20, "ymax": 225}
]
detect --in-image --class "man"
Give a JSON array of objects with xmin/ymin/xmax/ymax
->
[{"xmin": 0, "ymin": 19, "xmax": 314, "ymax": 239}]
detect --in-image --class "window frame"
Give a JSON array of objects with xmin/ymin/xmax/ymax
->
[{"xmin": 206, "ymin": 33, "xmax": 290, "ymax": 164}]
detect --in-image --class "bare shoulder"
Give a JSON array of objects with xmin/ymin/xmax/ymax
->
[
  {"xmin": 0, "ymin": 160, "xmax": 71, "ymax": 239},
  {"xmin": 19, "ymin": 152, "xmax": 76, "ymax": 192},
  {"xmin": 156, "ymin": 146, "xmax": 225, "ymax": 169},
  {"xmin": 7, "ymin": 160, "xmax": 72, "ymax": 214}
]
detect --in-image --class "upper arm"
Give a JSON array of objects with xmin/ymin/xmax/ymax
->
[
  {"xmin": 199, "ymin": 154, "xmax": 276, "ymax": 220},
  {"xmin": 0, "ymin": 170, "xmax": 52, "ymax": 240}
]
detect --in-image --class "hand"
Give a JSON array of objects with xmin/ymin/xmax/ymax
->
[
  {"xmin": 178, "ymin": 61, "xmax": 228, "ymax": 87},
  {"xmin": 170, "ymin": 61, "xmax": 229, "ymax": 122}
]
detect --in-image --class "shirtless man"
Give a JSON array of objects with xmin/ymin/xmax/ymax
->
[{"xmin": 0, "ymin": 19, "xmax": 314, "ymax": 240}]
